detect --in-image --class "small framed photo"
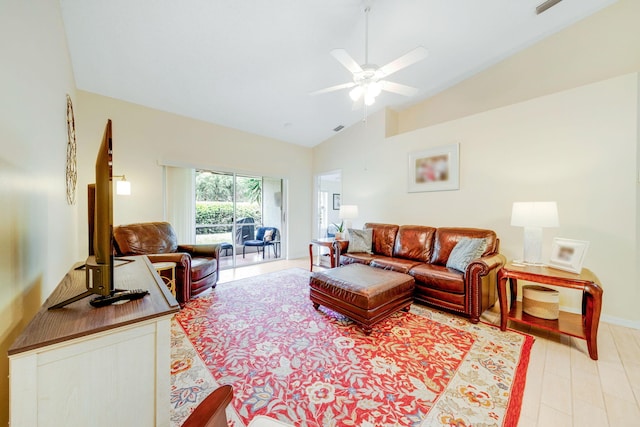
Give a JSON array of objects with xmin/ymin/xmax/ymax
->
[
  {"xmin": 332, "ymin": 193, "xmax": 341, "ymax": 210},
  {"xmin": 408, "ymin": 143, "xmax": 460, "ymax": 192},
  {"xmin": 549, "ymin": 238, "xmax": 589, "ymax": 273}
]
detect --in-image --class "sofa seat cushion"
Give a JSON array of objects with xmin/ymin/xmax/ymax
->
[
  {"xmin": 409, "ymin": 263, "xmax": 465, "ymax": 294},
  {"xmin": 191, "ymin": 257, "xmax": 217, "ymax": 282},
  {"xmin": 340, "ymin": 252, "xmax": 376, "ymax": 265},
  {"xmin": 370, "ymin": 256, "xmax": 422, "ymax": 274}
]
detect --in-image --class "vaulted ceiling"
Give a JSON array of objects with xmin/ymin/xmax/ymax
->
[{"xmin": 60, "ymin": 0, "xmax": 617, "ymax": 147}]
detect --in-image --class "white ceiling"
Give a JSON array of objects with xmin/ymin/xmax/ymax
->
[{"xmin": 59, "ymin": 0, "xmax": 617, "ymax": 147}]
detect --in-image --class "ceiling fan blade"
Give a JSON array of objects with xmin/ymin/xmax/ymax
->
[
  {"xmin": 380, "ymin": 80, "xmax": 420, "ymax": 97},
  {"xmin": 378, "ymin": 46, "xmax": 428, "ymax": 78},
  {"xmin": 309, "ymin": 82, "xmax": 356, "ymax": 96},
  {"xmin": 330, "ymin": 49, "xmax": 363, "ymax": 74}
]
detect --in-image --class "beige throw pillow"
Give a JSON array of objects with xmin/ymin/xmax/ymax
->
[{"xmin": 347, "ymin": 228, "xmax": 373, "ymax": 253}]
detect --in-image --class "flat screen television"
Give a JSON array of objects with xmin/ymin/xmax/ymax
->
[
  {"xmin": 85, "ymin": 119, "xmax": 115, "ymax": 296},
  {"xmin": 50, "ymin": 119, "xmax": 117, "ymax": 309}
]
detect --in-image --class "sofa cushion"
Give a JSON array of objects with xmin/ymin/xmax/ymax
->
[
  {"xmin": 347, "ymin": 228, "xmax": 373, "ymax": 253},
  {"xmin": 340, "ymin": 252, "xmax": 376, "ymax": 265},
  {"xmin": 113, "ymin": 221, "xmax": 178, "ymax": 255},
  {"xmin": 446, "ymin": 237, "xmax": 488, "ymax": 272},
  {"xmin": 370, "ymin": 256, "xmax": 422, "ymax": 274},
  {"xmin": 364, "ymin": 223, "xmax": 399, "ymax": 257},
  {"xmin": 191, "ymin": 257, "xmax": 218, "ymax": 282},
  {"xmin": 393, "ymin": 225, "xmax": 436, "ymax": 262},
  {"xmin": 409, "ymin": 263, "xmax": 465, "ymax": 294},
  {"xmin": 430, "ymin": 228, "xmax": 497, "ymax": 266}
]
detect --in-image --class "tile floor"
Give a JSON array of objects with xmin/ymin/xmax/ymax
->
[{"xmin": 218, "ymin": 258, "xmax": 640, "ymax": 427}]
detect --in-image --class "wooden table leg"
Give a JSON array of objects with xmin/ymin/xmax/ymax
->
[
  {"xmin": 583, "ymin": 282, "xmax": 603, "ymax": 360},
  {"xmin": 497, "ymin": 271, "xmax": 508, "ymax": 331},
  {"xmin": 328, "ymin": 245, "xmax": 335, "ymax": 268},
  {"xmin": 309, "ymin": 243, "xmax": 314, "ymax": 272}
]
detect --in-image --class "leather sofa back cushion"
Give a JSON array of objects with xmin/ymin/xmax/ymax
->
[
  {"xmin": 430, "ymin": 228, "xmax": 497, "ymax": 266},
  {"xmin": 364, "ymin": 223, "xmax": 399, "ymax": 257},
  {"xmin": 113, "ymin": 222, "xmax": 179, "ymax": 255},
  {"xmin": 393, "ymin": 225, "xmax": 437, "ymax": 262}
]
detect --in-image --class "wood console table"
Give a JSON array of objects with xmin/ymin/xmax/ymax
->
[
  {"xmin": 497, "ymin": 262, "xmax": 603, "ymax": 360},
  {"xmin": 309, "ymin": 238, "xmax": 341, "ymax": 271},
  {"xmin": 9, "ymin": 256, "xmax": 180, "ymax": 426}
]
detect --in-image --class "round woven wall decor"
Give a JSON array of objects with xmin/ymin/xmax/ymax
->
[{"xmin": 65, "ymin": 94, "xmax": 77, "ymax": 205}]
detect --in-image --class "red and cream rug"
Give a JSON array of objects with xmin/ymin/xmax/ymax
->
[{"xmin": 170, "ymin": 268, "xmax": 533, "ymax": 427}]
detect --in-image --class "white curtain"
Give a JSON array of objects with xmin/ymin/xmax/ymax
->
[{"xmin": 164, "ymin": 166, "xmax": 195, "ymax": 244}]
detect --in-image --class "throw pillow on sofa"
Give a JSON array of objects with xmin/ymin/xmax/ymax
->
[
  {"xmin": 446, "ymin": 237, "xmax": 487, "ymax": 272},
  {"xmin": 347, "ymin": 228, "xmax": 373, "ymax": 253}
]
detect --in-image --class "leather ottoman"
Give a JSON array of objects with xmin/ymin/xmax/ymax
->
[{"xmin": 309, "ymin": 264, "xmax": 415, "ymax": 334}]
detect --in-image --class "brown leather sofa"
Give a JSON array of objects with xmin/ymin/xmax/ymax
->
[
  {"xmin": 336, "ymin": 223, "xmax": 506, "ymax": 323},
  {"xmin": 113, "ymin": 221, "xmax": 220, "ymax": 305}
]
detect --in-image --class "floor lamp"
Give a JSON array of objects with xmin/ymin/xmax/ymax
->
[{"xmin": 511, "ymin": 201, "xmax": 559, "ymax": 265}]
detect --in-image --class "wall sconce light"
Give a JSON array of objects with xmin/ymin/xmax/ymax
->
[
  {"xmin": 511, "ymin": 201, "xmax": 559, "ymax": 264},
  {"xmin": 112, "ymin": 174, "xmax": 131, "ymax": 196}
]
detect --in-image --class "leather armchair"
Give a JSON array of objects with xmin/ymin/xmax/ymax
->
[{"xmin": 113, "ymin": 221, "xmax": 220, "ymax": 305}]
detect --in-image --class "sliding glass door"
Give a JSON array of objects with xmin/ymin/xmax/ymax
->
[{"xmin": 195, "ymin": 170, "xmax": 283, "ymax": 269}]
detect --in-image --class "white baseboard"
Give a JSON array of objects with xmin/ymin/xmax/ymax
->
[{"xmin": 559, "ymin": 305, "xmax": 640, "ymax": 330}]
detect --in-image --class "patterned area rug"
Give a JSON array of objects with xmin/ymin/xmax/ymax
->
[{"xmin": 170, "ymin": 268, "xmax": 533, "ymax": 427}]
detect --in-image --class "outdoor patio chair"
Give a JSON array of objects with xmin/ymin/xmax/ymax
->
[{"xmin": 242, "ymin": 226, "xmax": 279, "ymax": 258}]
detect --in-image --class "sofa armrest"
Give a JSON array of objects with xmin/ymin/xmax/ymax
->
[
  {"xmin": 334, "ymin": 240, "xmax": 349, "ymax": 265},
  {"xmin": 146, "ymin": 252, "xmax": 190, "ymax": 267},
  {"xmin": 145, "ymin": 253, "xmax": 191, "ymax": 304},
  {"xmin": 178, "ymin": 244, "xmax": 221, "ymax": 258},
  {"xmin": 465, "ymin": 252, "xmax": 506, "ymax": 323},
  {"xmin": 466, "ymin": 253, "xmax": 506, "ymax": 276}
]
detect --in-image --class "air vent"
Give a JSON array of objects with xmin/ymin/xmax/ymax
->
[
  {"xmin": 536, "ymin": 0, "xmax": 562, "ymax": 15},
  {"xmin": 333, "ymin": 125, "xmax": 344, "ymax": 132}
]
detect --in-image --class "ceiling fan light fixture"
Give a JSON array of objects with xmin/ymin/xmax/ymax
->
[
  {"xmin": 367, "ymin": 81, "xmax": 381, "ymax": 98},
  {"xmin": 364, "ymin": 92, "xmax": 376, "ymax": 106},
  {"xmin": 349, "ymin": 85, "xmax": 363, "ymax": 101}
]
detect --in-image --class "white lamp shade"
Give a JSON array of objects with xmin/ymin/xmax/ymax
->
[
  {"xmin": 511, "ymin": 202, "xmax": 559, "ymax": 228},
  {"xmin": 116, "ymin": 179, "xmax": 131, "ymax": 196},
  {"xmin": 339, "ymin": 205, "xmax": 359, "ymax": 220}
]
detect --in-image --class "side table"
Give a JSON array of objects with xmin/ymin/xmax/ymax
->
[
  {"xmin": 309, "ymin": 238, "xmax": 340, "ymax": 271},
  {"xmin": 497, "ymin": 262, "xmax": 603, "ymax": 360},
  {"xmin": 152, "ymin": 261, "xmax": 177, "ymax": 297}
]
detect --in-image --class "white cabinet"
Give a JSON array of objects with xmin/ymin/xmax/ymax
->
[{"xmin": 9, "ymin": 256, "xmax": 179, "ymax": 427}]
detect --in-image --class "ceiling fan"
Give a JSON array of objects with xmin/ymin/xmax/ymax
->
[{"xmin": 310, "ymin": 5, "xmax": 428, "ymax": 107}]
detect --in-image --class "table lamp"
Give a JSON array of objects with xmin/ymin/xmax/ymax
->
[
  {"xmin": 511, "ymin": 201, "xmax": 559, "ymax": 265},
  {"xmin": 339, "ymin": 205, "xmax": 359, "ymax": 239}
]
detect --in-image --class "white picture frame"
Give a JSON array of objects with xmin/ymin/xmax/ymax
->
[
  {"xmin": 408, "ymin": 143, "xmax": 459, "ymax": 193},
  {"xmin": 548, "ymin": 237, "xmax": 589, "ymax": 273}
]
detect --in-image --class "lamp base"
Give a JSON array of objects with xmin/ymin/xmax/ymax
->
[{"xmin": 522, "ymin": 226, "xmax": 543, "ymax": 265}]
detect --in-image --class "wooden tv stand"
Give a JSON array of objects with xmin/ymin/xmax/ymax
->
[{"xmin": 8, "ymin": 256, "xmax": 179, "ymax": 427}]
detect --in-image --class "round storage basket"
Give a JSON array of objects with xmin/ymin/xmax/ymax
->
[{"xmin": 522, "ymin": 285, "xmax": 559, "ymax": 320}]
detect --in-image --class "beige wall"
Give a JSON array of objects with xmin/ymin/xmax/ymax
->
[
  {"xmin": 0, "ymin": 0, "xmax": 78, "ymax": 423},
  {"xmin": 397, "ymin": 0, "xmax": 640, "ymax": 136},
  {"xmin": 75, "ymin": 91, "xmax": 313, "ymax": 259},
  {"xmin": 314, "ymin": 73, "xmax": 639, "ymax": 326}
]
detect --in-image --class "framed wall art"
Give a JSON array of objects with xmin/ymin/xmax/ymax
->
[
  {"xmin": 548, "ymin": 237, "xmax": 589, "ymax": 273},
  {"xmin": 408, "ymin": 143, "xmax": 459, "ymax": 193},
  {"xmin": 332, "ymin": 193, "xmax": 341, "ymax": 210}
]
